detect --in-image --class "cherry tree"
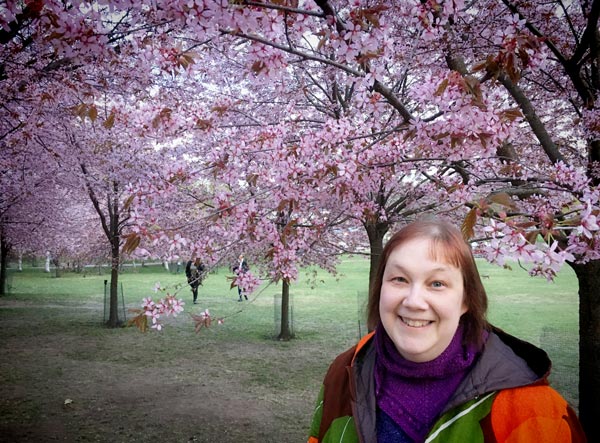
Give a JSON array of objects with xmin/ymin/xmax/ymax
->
[
  {"xmin": 172, "ymin": 1, "xmax": 598, "ymax": 432},
  {"xmin": 0, "ymin": 125, "xmax": 62, "ymax": 293},
  {"xmin": 124, "ymin": 0, "xmax": 599, "ymax": 432},
  {"xmin": 1, "ymin": 0, "xmax": 194, "ymax": 325},
  {"xmin": 127, "ymin": 89, "xmax": 358, "ymax": 338}
]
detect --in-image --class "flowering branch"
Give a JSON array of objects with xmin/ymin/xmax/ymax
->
[{"xmin": 128, "ymin": 291, "xmax": 185, "ymax": 332}]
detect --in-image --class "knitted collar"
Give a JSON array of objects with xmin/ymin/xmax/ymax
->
[{"xmin": 374, "ymin": 322, "xmax": 480, "ymax": 442}]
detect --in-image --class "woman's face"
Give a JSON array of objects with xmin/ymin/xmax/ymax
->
[{"xmin": 379, "ymin": 237, "xmax": 467, "ymax": 362}]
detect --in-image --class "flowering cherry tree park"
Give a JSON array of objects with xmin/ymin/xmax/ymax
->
[{"xmin": 1, "ymin": 0, "xmax": 600, "ymax": 436}]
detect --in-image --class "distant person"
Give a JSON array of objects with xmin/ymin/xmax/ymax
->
[
  {"xmin": 307, "ymin": 218, "xmax": 586, "ymax": 443},
  {"xmin": 185, "ymin": 258, "xmax": 206, "ymax": 304},
  {"xmin": 232, "ymin": 254, "xmax": 249, "ymax": 301}
]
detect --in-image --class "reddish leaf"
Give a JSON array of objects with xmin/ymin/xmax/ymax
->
[
  {"xmin": 462, "ymin": 208, "xmax": 477, "ymax": 240},
  {"xmin": 488, "ymin": 192, "xmax": 516, "ymax": 209},
  {"xmin": 127, "ymin": 311, "xmax": 148, "ymax": 333},
  {"xmin": 103, "ymin": 111, "xmax": 115, "ymax": 129},
  {"xmin": 88, "ymin": 105, "xmax": 97, "ymax": 122},
  {"xmin": 525, "ymin": 230, "xmax": 540, "ymax": 244},
  {"xmin": 122, "ymin": 233, "xmax": 141, "ymax": 254}
]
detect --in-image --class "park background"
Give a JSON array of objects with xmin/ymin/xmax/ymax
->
[
  {"xmin": 2, "ymin": 1, "xmax": 599, "ymax": 440},
  {"xmin": 0, "ymin": 256, "xmax": 579, "ymax": 442}
]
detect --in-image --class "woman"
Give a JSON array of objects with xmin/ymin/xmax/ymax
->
[
  {"xmin": 185, "ymin": 258, "xmax": 205, "ymax": 304},
  {"xmin": 233, "ymin": 254, "xmax": 250, "ymax": 301},
  {"xmin": 307, "ymin": 219, "xmax": 586, "ymax": 443}
]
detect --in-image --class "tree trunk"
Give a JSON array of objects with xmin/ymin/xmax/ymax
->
[
  {"xmin": 53, "ymin": 258, "xmax": 61, "ymax": 278},
  {"xmin": 570, "ymin": 260, "xmax": 600, "ymax": 441},
  {"xmin": 106, "ymin": 184, "xmax": 122, "ymax": 328},
  {"xmin": 0, "ymin": 232, "xmax": 9, "ymax": 296},
  {"xmin": 364, "ymin": 221, "xmax": 389, "ymax": 293},
  {"xmin": 278, "ymin": 279, "xmax": 292, "ymax": 341},
  {"xmin": 106, "ymin": 237, "xmax": 121, "ymax": 327}
]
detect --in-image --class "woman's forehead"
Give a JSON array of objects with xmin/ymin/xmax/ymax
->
[{"xmin": 391, "ymin": 237, "xmax": 461, "ymax": 267}]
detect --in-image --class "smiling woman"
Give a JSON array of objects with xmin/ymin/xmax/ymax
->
[
  {"xmin": 307, "ymin": 218, "xmax": 586, "ymax": 443},
  {"xmin": 378, "ymin": 237, "xmax": 468, "ymax": 363}
]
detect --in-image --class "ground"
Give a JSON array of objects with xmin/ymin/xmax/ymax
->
[{"xmin": 0, "ymin": 299, "xmax": 323, "ymax": 443}]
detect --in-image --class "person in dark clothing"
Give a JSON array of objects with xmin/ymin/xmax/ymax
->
[
  {"xmin": 185, "ymin": 258, "xmax": 205, "ymax": 304},
  {"xmin": 232, "ymin": 254, "xmax": 249, "ymax": 301}
]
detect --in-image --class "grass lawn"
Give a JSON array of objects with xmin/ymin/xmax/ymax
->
[{"xmin": 0, "ymin": 256, "xmax": 580, "ymax": 442}]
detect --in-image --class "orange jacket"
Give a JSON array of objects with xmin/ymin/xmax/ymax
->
[{"xmin": 308, "ymin": 328, "xmax": 586, "ymax": 443}]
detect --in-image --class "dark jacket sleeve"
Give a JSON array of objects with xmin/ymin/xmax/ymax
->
[{"xmin": 318, "ymin": 345, "xmax": 357, "ymax": 440}]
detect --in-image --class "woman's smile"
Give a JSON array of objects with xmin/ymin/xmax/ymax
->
[{"xmin": 400, "ymin": 317, "xmax": 433, "ymax": 328}]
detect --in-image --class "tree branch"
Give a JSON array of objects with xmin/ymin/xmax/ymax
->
[
  {"xmin": 79, "ymin": 161, "xmax": 111, "ymax": 241},
  {"xmin": 223, "ymin": 29, "xmax": 363, "ymax": 77},
  {"xmin": 497, "ymin": 72, "xmax": 565, "ymax": 164}
]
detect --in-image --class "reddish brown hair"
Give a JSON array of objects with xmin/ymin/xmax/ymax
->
[{"xmin": 366, "ymin": 218, "xmax": 489, "ymax": 346}]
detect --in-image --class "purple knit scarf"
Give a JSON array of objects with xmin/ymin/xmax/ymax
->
[{"xmin": 374, "ymin": 322, "xmax": 479, "ymax": 442}]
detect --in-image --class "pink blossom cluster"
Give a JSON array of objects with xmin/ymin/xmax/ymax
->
[
  {"xmin": 482, "ymin": 220, "xmax": 575, "ymax": 280},
  {"xmin": 0, "ymin": 1, "xmax": 20, "ymax": 31},
  {"xmin": 234, "ymin": 270, "xmax": 262, "ymax": 295},
  {"xmin": 576, "ymin": 197, "xmax": 600, "ymax": 240},
  {"xmin": 141, "ymin": 293, "xmax": 185, "ymax": 331},
  {"xmin": 246, "ymin": 43, "xmax": 287, "ymax": 80},
  {"xmin": 566, "ymin": 234, "xmax": 600, "ymax": 264},
  {"xmin": 528, "ymin": 241, "xmax": 576, "ymax": 281},
  {"xmin": 552, "ymin": 161, "xmax": 590, "ymax": 193},
  {"xmin": 581, "ymin": 107, "xmax": 600, "ymax": 139},
  {"xmin": 564, "ymin": 191, "xmax": 600, "ymax": 262}
]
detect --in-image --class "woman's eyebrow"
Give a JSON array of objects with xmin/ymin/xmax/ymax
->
[{"xmin": 386, "ymin": 262, "xmax": 452, "ymax": 274}]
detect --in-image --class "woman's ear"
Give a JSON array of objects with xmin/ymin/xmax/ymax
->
[{"xmin": 461, "ymin": 298, "xmax": 468, "ymax": 316}]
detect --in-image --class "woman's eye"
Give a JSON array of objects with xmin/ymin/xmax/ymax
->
[
  {"xmin": 431, "ymin": 281, "xmax": 444, "ymax": 288},
  {"xmin": 393, "ymin": 276, "xmax": 407, "ymax": 283}
]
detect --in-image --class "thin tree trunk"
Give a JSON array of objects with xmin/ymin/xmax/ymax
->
[
  {"xmin": 278, "ymin": 280, "xmax": 292, "ymax": 341},
  {"xmin": 107, "ymin": 238, "xmax": 121, "ymax": 327},
  {"xmin": 0, "ymin": 232, "xmax": 9, "ymax": 296},
  {"xmin": 570, "ymin": 260, "xmax": 600, "ymax": 441},
  {"xmin": 106, "ymin": 181, "xmax": 122, "ymax": 328},
  {"xmin": 364, "ymin": 222, "xmax": 389, "ymax": 293},
  {"xmin": 53, "ymin": 258, "xmax": 60, "ymax": 278}
]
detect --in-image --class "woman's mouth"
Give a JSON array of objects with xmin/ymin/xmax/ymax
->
[{"xmin": 401, "ymin": 317, "xmax": 432, "ymax": 327}]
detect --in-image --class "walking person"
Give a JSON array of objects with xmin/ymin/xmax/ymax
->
[
  {"xmin": 185, "ymin": 258, "xmax": 205, "ymax": 305},
  {"xmin": 308, "ymin": 218, "xmax": 586, "ymax": 443},
  {"xmin": 233, "ymin": 254, "xmax": 249, "ymax": 301}
]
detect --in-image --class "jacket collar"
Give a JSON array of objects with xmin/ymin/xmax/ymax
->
[
  {"xmin": 351, "ymin": 326, "xmax": 552, "ymax": 415},
  {"xmin": 444, "ymin": 326, "xmax": 551, "ymax": 412}
]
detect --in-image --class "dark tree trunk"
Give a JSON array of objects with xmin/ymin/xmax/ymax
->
[
  {"xmin": 364, "ymin": 221, "xmax": 389, "ymax": 293},
  {"xmin": 53, "ymin": 258, "xmax": 61, "ymax": 278},
  {"xmin": 82, "ymin": 166, "xmax": 124, "ymax": 328},
  {"xmin": 570, "ymin": 260, "xmax": 600, "ymax": 441},
  {"xmin": 0, "ymin": 232, "xmax": 9, "ymax": 296},
  {"xmin": 106, "ymin": 239, "xmax": 121, "ymax": 328},
  {"xmin": 278, "ymin": 280, "xmax": 292, "ymax": 341},
  {"xmin": 106, "ymin": 183, "xmax": 122, "ymax": 328}
]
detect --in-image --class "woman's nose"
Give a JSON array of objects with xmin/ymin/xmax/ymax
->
[{"xmin": 402, "ymin": 284, "xmax": 428, "ymax": 309}]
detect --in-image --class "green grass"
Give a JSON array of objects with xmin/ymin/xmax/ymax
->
[{"xmin": 0, "ymin": 257, "xmax": 580, "ymax": 442}]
